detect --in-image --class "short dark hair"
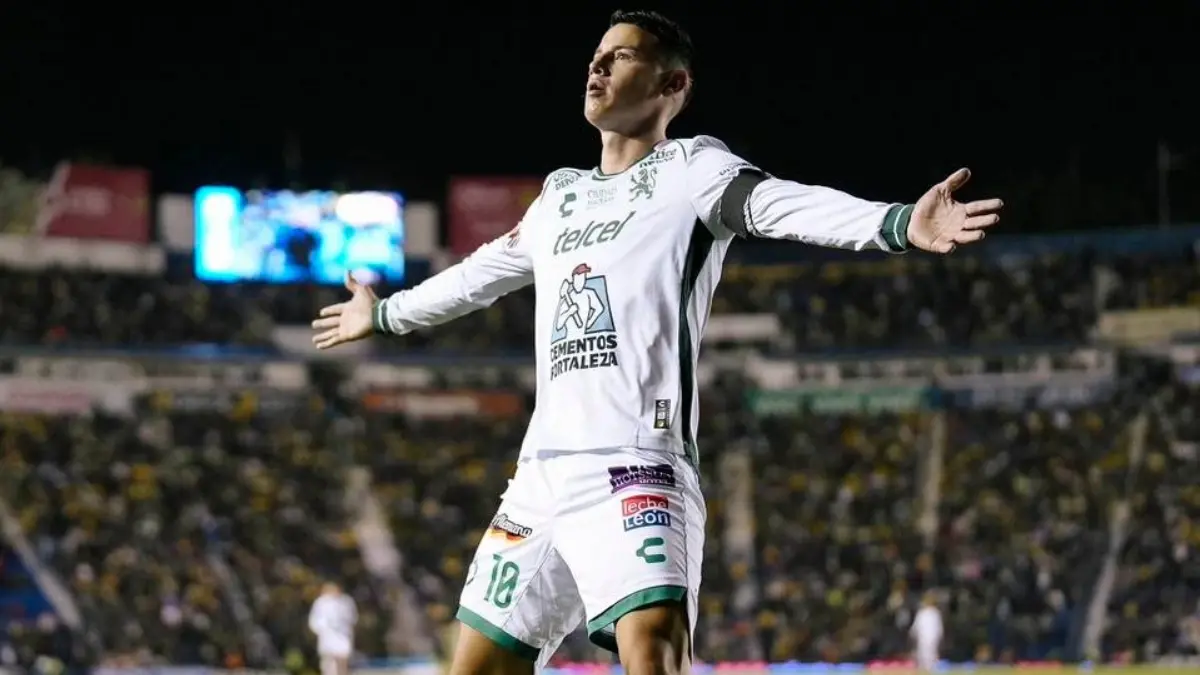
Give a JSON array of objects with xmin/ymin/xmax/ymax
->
[{"xmin": 610, "ymin": 9, "xmax": 695, "ymax": 102}]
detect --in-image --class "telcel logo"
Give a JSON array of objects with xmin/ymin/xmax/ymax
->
[{"xmin": 621, "ymin": 494, "xmax": 671, "ymax": 531}]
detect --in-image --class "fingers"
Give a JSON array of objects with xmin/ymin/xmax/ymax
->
[
  {"xmin": 964, "ymin": 198, "xmax": 1004, "ymax": 217},
  {"xmin": 953, "ymin": 229, "xmax": 986, "ymax": 244},
  {"xmin": 931, "ymin": 240, "xmax": 956, "ymax": 254},
  {"xmin": 344, "ymin": 272, "xmax": 360, "ymax": 293},
  {"xmin": 312, "ymin": 329, "xmax": 343, "ymax": 350},
  {"xmin": 318, "ymin": 303, "xmax": 346, "ymax": 318},
  {"xmin": 965, "ymin": 213, "xmax": 1001, "ymax": 230},
  {"xmin": 311, "ymin": 316, "xmax": 341, "ymax": 330},
  {"xmin": 941, "ymin": 168, "xmax": 971, "ymax": 193},
  {"xmin": 314, "ymin": 304, "xmax": 345, "ymax": 347}
]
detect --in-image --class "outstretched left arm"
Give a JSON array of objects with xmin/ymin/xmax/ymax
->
[
  {"xmin": 686, "ymin": 136, "xmax": 1001, "ymax": 254},
  {"xmin": 686, "ymin": 136, "xmax": 912, "ymax": 252}
]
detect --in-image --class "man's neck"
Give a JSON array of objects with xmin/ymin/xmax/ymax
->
[{"xmin": 598, "ymin": 129, "xmax": 666, "ymax": 175}]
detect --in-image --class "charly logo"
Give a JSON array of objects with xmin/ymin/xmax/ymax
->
[
  {"xmin": 559, "ymin": 192, "xmax": 577, "ymax": 218},
  {"xmin": 635, "ymin": 536, "xmax": 667, "ymax": 564}
]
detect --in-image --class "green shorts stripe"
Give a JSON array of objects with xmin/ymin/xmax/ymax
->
[
  {"xmin": 456, "ymin": 606, "xmax": 540, "ymax": 661},
  {"xmin": 585, "ymin": 584, "xmax": 687, "ymax": 649}
]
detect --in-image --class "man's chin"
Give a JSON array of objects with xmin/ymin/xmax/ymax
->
[{"xmin": 584, "ymin": 105, "xmax": 617, "ymax": 131}]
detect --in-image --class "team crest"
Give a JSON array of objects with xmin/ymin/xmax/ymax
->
[{"xmin": 630, "ymin": 166, "xmax": 657, "ymax": 201}]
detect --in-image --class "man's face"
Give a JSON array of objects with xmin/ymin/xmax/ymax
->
[{"xmin": 585, "ymin": 23, "xmax": 679, "ymax": 131}]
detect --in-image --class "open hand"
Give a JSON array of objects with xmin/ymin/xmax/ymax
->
[
  {"xmin": 311, "ymin": 273, "xmax": 379, "ymax": 350},
  {"xmin": 908, "ymin": 168, "xmax": 1003, "ymax": 254}
]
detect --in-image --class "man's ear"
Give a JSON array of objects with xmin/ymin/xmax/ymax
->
[{"xmin": 661, "ymin": 69, "xmax": 688, "ymax": 97}]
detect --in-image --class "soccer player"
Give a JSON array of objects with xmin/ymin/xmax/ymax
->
[
  {"xmin": 910, "ymin": 593, "xmax": 944, "ymax": 673},
  {"xmin": 310, "ymin": 9, "xmax": 1002, "ymax": 675},
  {"xmin": 308, "ymin": 582, "xmax": 358, "ymax": 675}
]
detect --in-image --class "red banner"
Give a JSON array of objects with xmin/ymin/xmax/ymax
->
[
  {"xmin": 361, "ymin": 389, "xmax": 525, "ymax": 419},
  {"xmin": 447, "ymin": 176, "xmax": 542, "ymax": 255},
  {"xmin": 39, "ymin": 162, "xmax": 151, "ymax": 242}
]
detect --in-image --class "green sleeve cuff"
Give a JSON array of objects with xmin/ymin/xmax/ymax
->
[
  {"xmin": 881, "ymin": 203, "xmax": 913, "ymax": 252},
  {"xmin": 371, "ymin": 300, "xmax": 390, "ymax": 334}
]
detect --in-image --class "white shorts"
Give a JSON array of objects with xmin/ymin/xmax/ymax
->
[
  {"xmin": 457, "ymin": 448, "xmax": 705, "ymax": 663},
  {"xmin": 317, "ymin": 636, "xmax": 352, "ymax": 658}
]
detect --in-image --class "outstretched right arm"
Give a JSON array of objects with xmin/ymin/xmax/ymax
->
[{"xmin": 372, "ymin": 195, "xmax": 540, "ymax": 336}]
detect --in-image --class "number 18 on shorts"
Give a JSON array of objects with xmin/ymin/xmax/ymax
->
[{"xmin": 455, "ymin": 452, "xmax": 705, "ymax": 658}]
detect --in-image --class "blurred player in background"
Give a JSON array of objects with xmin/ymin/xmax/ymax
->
[
  {"xmin": 910, "ymin": 593, "xmax": 943, "ymax": 673},
  {"xmin": 308, "ymin": 582, "xmax": 358, "ymax": 675},
  {"xmin": 312, "ymin": 8, "xmax": 1002, "ymax": 675}
]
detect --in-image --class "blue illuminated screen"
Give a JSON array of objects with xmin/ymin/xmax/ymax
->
[{"xmin": 194, "ymin": 187, "xmax": 405, "ymax": 285}]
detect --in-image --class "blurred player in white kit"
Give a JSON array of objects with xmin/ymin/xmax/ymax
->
[
  {"xmin": 910, "ymin": 593, "xmax": 943, "ymax": 673},
  {"xmin": 308, "ymin": 582, "xmax": 358, "ymax": 675}
]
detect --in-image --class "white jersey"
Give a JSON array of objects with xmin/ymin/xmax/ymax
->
[
  {"xmin": 308, "ymin": 592, "xmax": 358, "ymax": 655},
  {"xmin": 376, "ymin": 136, "xmax": 909, "ymax": 461},
  {"xmin": 911, "ymin": 606, "xmax": 943, "ymax": 645}
]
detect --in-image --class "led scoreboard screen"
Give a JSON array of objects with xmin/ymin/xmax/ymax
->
[{"xmin": 194, "ymin": 187, "xmax": 405, "ymax": 285}]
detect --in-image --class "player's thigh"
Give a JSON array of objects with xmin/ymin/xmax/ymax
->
[
  {"xmin": 456, "ymin": 464, "xmax": 584, "ymax": 664},
  {"xmin": 449, "ymin": 623, "xmax": 533, "ymax": 675},
  {"xmin": 552, "ymin": 449, "xmax": 705, "ymax": 653}
]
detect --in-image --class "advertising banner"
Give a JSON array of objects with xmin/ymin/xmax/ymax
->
[
  {"xmin": 446, "ymin": 176, "xmax": 542, "ymax": 255},
  {"xmin": 1099, "ymin": 306, "xmax": 1200, "ymax": 345},
  {"xmin": 747, "ymin": 385, "xmax": 935, "ymax": 416},
  {"xmin": 0, "ymin": 233, "xmax": 164, "ymax": 273},
  {"xmin": 145, "ymin": 388, "xmax": 305, "ymax": 415},
  {"xmin": 39, "ymin": 162, "xmax": 151, "ymax": 242},
  {"xmin": 0, "ymin": 376, "xmax": 119, "ymax": 415},
  {"xmin": 943, "ymin": 379, "xmax": 1115, "ymax": 410},
  {"xmin": 361, "ymin": 389, "xmax": 525, "ymax": 419}
]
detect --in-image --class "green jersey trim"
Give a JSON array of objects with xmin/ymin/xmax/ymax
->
[{"xmin": 677, "ymin": 220, "xmax": 714, "ymax": 466}]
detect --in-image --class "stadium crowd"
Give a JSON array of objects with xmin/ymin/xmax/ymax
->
[
  {"xmin": 1, "ymin": 238, "xmax": 1199, "ymax": 672},
  {"xmin": 2, "ymin": 239, "xmax": 1197, "ymax": 354}
]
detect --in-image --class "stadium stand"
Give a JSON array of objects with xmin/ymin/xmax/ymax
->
[{"xmin": 2, "ymin": 226, "xmax": 1199, "ymax": 674}]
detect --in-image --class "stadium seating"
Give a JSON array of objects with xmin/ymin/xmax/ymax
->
[
  {"xmin": 3, "ymin": 237, "xmax": 1199, "ymax": 672},
  {"xmin": 1, "ymin": 244, "xmax": 1195, "ymax": 354}
]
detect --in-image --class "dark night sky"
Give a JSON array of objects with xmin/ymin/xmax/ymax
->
[{"xmin": 2, "ymin": 1, "xmax": 1198, "ymax": 229}]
